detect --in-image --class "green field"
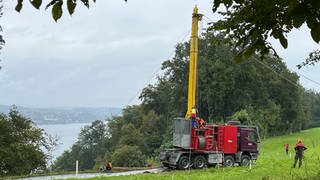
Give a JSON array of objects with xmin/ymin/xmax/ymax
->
[{"xmin": 74, "ymin": 128, "xmax": 320, "ymax": 180}]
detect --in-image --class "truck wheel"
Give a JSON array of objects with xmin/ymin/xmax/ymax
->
[
  {"xmin": 240, "ymin": 155, "xmax": 251, "ymax": 166},
  {"xmin": 224, "ymin": 155, "xmax": 235, "ymax": 167},
  {"xmin": 162, "ymin": 162, "xmax": 170, "ymax": 168},
  {"xmin": 177, "ymin": 156, "xmax": 190, "ymax": 170},
  {"xmin": 193, "ymin": 155, "xmax": 206, "ymax": 169}
]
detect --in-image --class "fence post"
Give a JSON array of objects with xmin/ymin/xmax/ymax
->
[{"xmin": 76, "ymin": 160, "xmax": 79, "ymax": 176}]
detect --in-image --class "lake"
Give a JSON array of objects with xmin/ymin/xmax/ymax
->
[{"xmin": 39, "ymin": 123, "xmax": 89, "ymax": 161}]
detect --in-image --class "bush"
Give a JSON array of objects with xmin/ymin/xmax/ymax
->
[{"xmin": 110, "ymin": 145, "xmax": 146, "ymax": 167}]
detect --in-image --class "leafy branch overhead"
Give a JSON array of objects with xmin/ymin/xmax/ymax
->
[
  {"xmin": 15, "ymin": 0, "xmax": 100, "ymax": 22},
  {"xmin": 211, "ymin": 0, "xmax": 320, "ymax": 67}
]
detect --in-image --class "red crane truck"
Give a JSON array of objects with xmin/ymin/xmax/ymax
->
[
  {"xmin": 159, "ymin": 6, "xmax": 261, "ymax": 169},
  {"xmin": 159, "ymin": 119, "xmax": 260, "ymax": 169}
]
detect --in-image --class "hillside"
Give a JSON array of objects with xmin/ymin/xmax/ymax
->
[
  {"xmin": 0, "ymin": 105, "xmax": 122, "ymax": 124},
  {"xmin": 84, "ymin": 127, "xmax": 320, "ymax": 180}
]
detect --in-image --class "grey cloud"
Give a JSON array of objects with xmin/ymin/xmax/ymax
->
[{"xmin": 1, "ymin": 0, "xmax": 319, "ymax": 108}]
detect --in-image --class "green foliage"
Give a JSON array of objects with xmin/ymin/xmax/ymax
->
[
  {"xmin": 30, "ymin": 0, "xmax": 42, "ymax": 9},
  {"xmin": 67, "ymin": 0, "xmax": 77, "ymax": 15},
  {"xmin": 107, "ymin": 105, "xmax": 144, "ymax": 150},
  {"xmin": 110, "ymin": 145, "xmax": 146, "ymax": 167},
  {"xmin": 15, "ymin": 0, "xmax": 23, "ymax": 12},
  {"xmin": 14, "ymin": 0, "xmax": 126, "ymax": 21},
  {"xmin": 141, "ymin": 33, "xmax": 309, "ymax": 137},
  {"xmin": 52, "ymin": 120, "xmax": 110, "ymax": 171},
  {"xmin": 119, "ymin": 123, "xmax": 143, "ymax": 146},
  {"xmin": 211, "ymin": 0, "xmax": 320, "ymax": 67},
  {"xmin": 51, "ymin": 0, "xmax": 63, "ymax": 22},
  {"xmin": 297, "ymin": 50, "xmax": 320, "ymax": 69},
  {"xmin": 14, "ymin": 0, "xmax": 91, "ymax": 21},
  {"xmin": 0, "ymin": 107, "xmax": 54, "ymax": 176},
  {"xmin": 140, "ymin": 111, "xmax": 167, "ymax": 156},
  {"xmin": 231, "ymin": 109, "xmax": 250, "ymax": 123},
  {"xmin": 303, "ymin": 90, "xmax": 320, "ymax": 128},
  {"xmin": 107, "ymin": 106, "xmax": 167, "ymax": 166},
  {"xmin": 51, "ymin": 150, "xmax": 74, "ymax": 171}
]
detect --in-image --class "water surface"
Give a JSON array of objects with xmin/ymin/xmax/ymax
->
[{"xmin": 39, "ymin": 123, "xmax": 89, "ymax": 161}]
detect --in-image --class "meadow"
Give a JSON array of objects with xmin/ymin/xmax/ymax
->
[{"xmin": 71, "ymin": 128, "xmax": 320, "ymax": 180}]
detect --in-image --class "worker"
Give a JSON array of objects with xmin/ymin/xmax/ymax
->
[
  {"xmin": 198, "ymin": 118, "xmax": 205, "ymax": 128},
  {"xmin": 196, "ymin": 117, "xmax": 205, "ymax": 128},
  {"xmin": 196, "ymin": 117, "xmax": 200, "ymax": 128},
  {"xmin": 191, "ymin": 106, "xmax": 197, "ymax": 128},
  {"xmin": 284, "ymin": 143, "xmax": 289, "ymax": 155},
  {"xmin": 293, "ymin": 139, "xmax": 307, "ymax": 168},
  {"xmin": 106, "ymin": 161, "xmax": 112, "ymax": 170}
]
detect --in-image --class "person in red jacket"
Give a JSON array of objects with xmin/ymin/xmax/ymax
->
[
  {"xmin": 293, "ymin": 139, "xmax": 307, "ymax": 168},
  {"xmin": 284, "ymin": 143, "xmax": 289, "ymax": 155}
]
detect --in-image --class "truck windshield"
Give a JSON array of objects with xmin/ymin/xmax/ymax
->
[{"xmin": 248, "ymin": 131, "xmax": 259, "ymax": 142}]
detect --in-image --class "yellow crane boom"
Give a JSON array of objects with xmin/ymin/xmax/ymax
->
[{"xmin": 185, "ymin": 6, "xmax": 202, "ymax": 119}]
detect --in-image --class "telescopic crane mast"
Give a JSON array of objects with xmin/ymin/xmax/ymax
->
[{"xmin": 185, "ymin": 6, "xmax": 202, "ymax": 119}]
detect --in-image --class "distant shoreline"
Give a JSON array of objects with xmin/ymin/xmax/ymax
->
[{"xmin": 0, "ymin": 105, "xmax": 122, "ymax": 125}]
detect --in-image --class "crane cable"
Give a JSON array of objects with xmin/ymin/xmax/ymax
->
[
  {"xmin": 297, "ymin": 72, "xmax": 320, "ymax": 87},
  {"xmin": 200, "ymin": 17, "xmax": 214, "ymax": 123},
  {"xmin": 257, "ymin": 59, "xmax": 320, "ymax": 91},
  {"xmin": 196, "ymin": 17, "xmax": 203, "ymax": 118},
  {"xmin": 255, "ymin": 59, "xmax": 303, "ymax": 88},
  {"xmin": 202, "ymin": 13, "xmax": 320, "ymax": 90}
]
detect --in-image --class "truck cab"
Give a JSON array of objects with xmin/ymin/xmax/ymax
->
[{"xmin": 237, "ymin": 126, "xmax": 260, "ymax": 166}]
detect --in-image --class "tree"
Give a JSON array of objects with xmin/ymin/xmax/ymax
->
[
  {"xmin": 0, "ymin": 107, "xmax": 56, "ymax": 176},
  {"xmin": 52, "ymin": 120, "xmax": 110, "ymax": 170},
  {"xmin": 140, "ymin": 32, "xmax": 309, "ymax": 137},
  {"xmin": 107, "ymin": 105, "xmax": 144, "ymax": 150},
  {"xmin": 303, "ymin": 90, "xmax": 320, "ymax": 127},
  {"xmin": 110, "ymin": 145, "xmax": 146, "ymax": 167},
  {"xmin": 51, "ymin": 150, "xmax": 74, "ymax": 171},
  {"xmin": 140, "ymin": 111, "xmax": 166, "ymax": 156},
  {"xmin": 211, "ymin": 0, "xmax": 320, "ymax": 67},
  {"xmin": 119, "ymin": 123, "xmax": 143, "ymax": 147}
]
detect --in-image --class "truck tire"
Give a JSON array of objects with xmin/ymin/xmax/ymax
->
[
  {"xmin": 162, "ymin": 162, "xmax": 170, "ymax": 168},
  {"xmin": 193, "ymin": 155, "xmax": 206, "ymax": 169},
  {"xmin": 240, "ymin": 155, "xmax": 251, "ymax": 166},
  {"xmin": 177, "ymin": 156, "xmax": 190, "ymax": 170},
  {"xmin": 223, "ymin": 155, "xmax": 235, "ymax": 167}
]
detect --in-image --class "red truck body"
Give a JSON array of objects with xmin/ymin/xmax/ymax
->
[{"xmin": 190, "ymin": 124, "xmax": 238, "ymax": 154}]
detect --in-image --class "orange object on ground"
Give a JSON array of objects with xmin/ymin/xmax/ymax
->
[{"xmin": 106, "ymin": 162, "xmax": 112, "ymax": 170}]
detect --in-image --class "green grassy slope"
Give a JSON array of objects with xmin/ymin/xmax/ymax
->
[{"xmin": 79, "ymin": 128, "xmax": 320, "ymax": 180}]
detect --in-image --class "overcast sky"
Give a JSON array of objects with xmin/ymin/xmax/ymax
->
[{"xmin": 1, "ymin": 0, "xmax": 319, "ymax": 108}]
